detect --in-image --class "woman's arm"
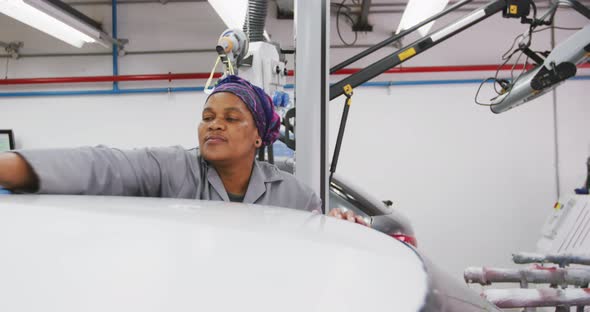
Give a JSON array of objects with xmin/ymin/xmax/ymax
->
[
  {"xmin": 4, "ymin": 146, "xmax": 176, "ymax": 196},
  {"xmin": 10, "ymin": 146, "xmax": 198, "ymax": 197},
  {"xmin": 16, "ymin": 146, "xmax": 167, "ymax": 196}
]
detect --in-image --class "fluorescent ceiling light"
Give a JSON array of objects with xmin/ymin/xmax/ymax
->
[
  {"xmin": 396, "ymin": 0, "xmax": 449, "ymax": 37},
  {"xmin": 0, "ymin": 0, "xmax": 108, "ymax": 48}
]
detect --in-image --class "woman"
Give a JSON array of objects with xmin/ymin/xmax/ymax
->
[{"xmin": 0, "ymin": 76, "xmax": 363, "ymax": 222}]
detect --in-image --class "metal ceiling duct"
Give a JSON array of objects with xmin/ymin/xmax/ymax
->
[{"xmin": 243, "ymin": 0, "xmax": 267, "ymax": 42}]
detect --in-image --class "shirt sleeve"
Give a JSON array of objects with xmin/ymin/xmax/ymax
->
[{"xmin": 15, "ymin": 146, "xmax": 194, "ymax": 197}]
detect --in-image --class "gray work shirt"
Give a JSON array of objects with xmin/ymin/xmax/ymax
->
[{"xmin": 16, "ymin": 146, "xmax": 321, "ymax": 212}]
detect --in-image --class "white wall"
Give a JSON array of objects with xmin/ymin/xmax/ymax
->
[
  {"xmin": 0, "ymin": 92, "xmax": 207, "ymax": 149},
  {"xmin": 556, "ymin": 81, "xmax": 590, "ymax": 195},
  {"xmin": 329, "ymin": 84, "xmax": 557, "ymax": 280},
  {"xmin": 0, "ymin": 1, "xmax": 588, "ymax": 283}
]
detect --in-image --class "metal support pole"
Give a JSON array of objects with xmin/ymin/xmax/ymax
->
[
  {"xmin": 294, "ymin": 0, "xmax": 330, "ymax": 213},
  {"xmin": 112, "ymin": 0, "xmax": 119, "ymax": 91}
]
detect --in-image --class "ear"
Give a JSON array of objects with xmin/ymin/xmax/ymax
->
[{"xmin": 254, "ymin": 137, "xmax": 263, "ymax": 148}]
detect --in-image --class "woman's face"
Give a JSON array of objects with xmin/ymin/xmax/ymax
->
[{"xmin": 198, "ymin": 92, "xmax": 262, "ymax": 165}]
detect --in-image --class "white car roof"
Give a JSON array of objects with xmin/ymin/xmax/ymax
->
[{"xmin": 0, "ymin": 195, "xmax": 428, "ymax": 312}]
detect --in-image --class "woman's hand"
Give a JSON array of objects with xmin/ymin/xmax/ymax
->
[
  {"xmin": 0, "ymin": 153, "xmax": 37, "ymax": 191},
  {"xmin": 328, "ymin": 208, "xmax": 370, "ymax": 227}
]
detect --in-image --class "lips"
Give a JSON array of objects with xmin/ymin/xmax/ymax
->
[{"xmin": 205, "ymin": 134, "xmax": 228, "ymax": 144}]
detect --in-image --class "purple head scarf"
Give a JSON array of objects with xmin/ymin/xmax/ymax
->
[{"xmin": 207, "ymin": 75, "xmax": 280, "ymax": 147}]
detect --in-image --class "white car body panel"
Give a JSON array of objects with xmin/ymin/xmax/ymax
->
[{"xmin": 0, "ymin": 195, "xmax": 429, "ymax": 312}]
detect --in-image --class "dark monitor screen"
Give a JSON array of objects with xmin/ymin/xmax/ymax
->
[{"xmin": 0, "ymin": 130, "xmax": 14, "ymax": 152}]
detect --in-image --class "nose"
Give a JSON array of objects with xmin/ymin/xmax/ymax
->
[{"xmin": 208, "ymin": 117, "xmax": 226, "ymax": 130}]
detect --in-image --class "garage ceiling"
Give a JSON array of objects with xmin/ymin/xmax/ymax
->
[{"xmin": 0, "ymin": 0, "xmax": 588, "ymax": 69}]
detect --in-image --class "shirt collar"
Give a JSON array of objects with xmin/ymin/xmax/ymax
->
[
  {"xmin": 204, "ymin": 158, "xmax": 283, "ymax": 204},
  {"xmin": 243, "ymin": 160, "xmax": 283, "ymax": 203},
  {"xmin": 206, "ymin": 166, "xmax": 230, "ymax": 202}
]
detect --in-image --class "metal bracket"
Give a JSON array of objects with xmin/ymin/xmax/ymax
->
[
  {"xmin": 117, "ymin": 38, "xmax": 129, "ymax": 47},
  {"xmin": 116, "ymin": 38, "xmax": 129, "ymax": 56},
  {"xmin": 0, "ymin": 41, "xmax": 24, "ymax": 59},
  {"xmin": 111, "ymin": 37, "xmax": 129, "ymax": 49},
  {"xmin": 343, "ymin": 84, "xmax": 353, "ymax": 98},
  {"xmin": 97, "ymin": 32, "xmax": 129, "ymax": 50},
  {"xmin": 352, "ymin": 0, "xmax": 373, "ymax": 32}
]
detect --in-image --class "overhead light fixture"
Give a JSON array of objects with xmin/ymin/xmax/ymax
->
[
  {"xmin": 396, "ymin": 0, "xmax": 450, "ymax": 37},
  {"xmin": 0, "ymin": 0, "xmax": 111, "ymax": 48}
]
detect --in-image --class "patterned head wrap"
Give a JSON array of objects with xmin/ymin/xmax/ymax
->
[{"xmin": 207, "ymin": 75, "xmax": 280, "ymax": 147}]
